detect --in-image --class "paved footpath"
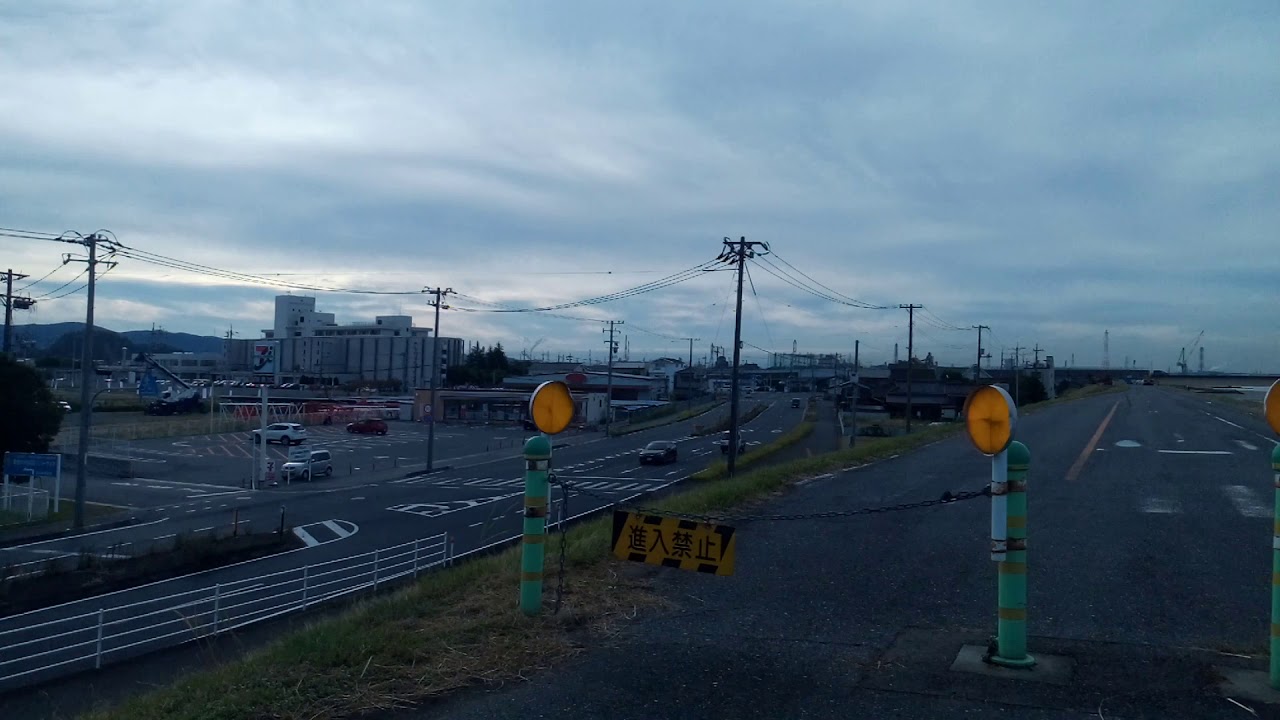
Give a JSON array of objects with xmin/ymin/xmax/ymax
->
[{"xmin": 409, "ymin": 386, "xmax": 1280, "ymax": 720}]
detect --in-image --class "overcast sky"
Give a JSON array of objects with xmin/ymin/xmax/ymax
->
[{"xmin": 2, "ymin": 1, "xmax": 1277, "ymax": 372}]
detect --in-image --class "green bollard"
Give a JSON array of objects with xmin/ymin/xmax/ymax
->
[
  {"xmin": 1271, "ymin": 444, "xmax": 1280, "ymax": 688},
  {"xmin": 519, "ymin": 434, "xmax": 552, "ymax": 616},
  {"xmin": 992, "ymin": 440, "xmax": 1035, "ymax": 668}
]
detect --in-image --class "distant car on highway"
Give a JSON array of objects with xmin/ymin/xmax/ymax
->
[
  {"xmin": 1142, "ymin": 377, "xmax": 1155, "ymax": 386},
  {"xmin": 56, "ymin": 401, "xmax": 72, "ymax": 413},
  {"xmin": 716, "ymin": 434, "xmax": 747, "ymax": 455},
  {"xmin": 791, "ymin": 398, "xmax": 802, "ymax": 408},
  {"xmin": 346, "ymin": 418, "xmax": 388, "ymax": 435},
  {"xmin": 638, "ymin": 440, "xmax": 678, "ymax": 465},
  {"xmin": 281, "ymin": 449, "xmax": 333, "ymax": 482},
  {"xmin": 252, "ymin": 422, "xmax": 308, "ymax": 445}
]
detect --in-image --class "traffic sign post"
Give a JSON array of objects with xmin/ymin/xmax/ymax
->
[
  {"xmin": 963, "ymin": 385, "xmax": 1033, "ymax": 668},
  {"xmin": 519, "ymin": 382, "xmax": 576, "ymax": 616},
  {"xmin": 520, "ymin": 434, "xmax": 551, "ymax": 616}
]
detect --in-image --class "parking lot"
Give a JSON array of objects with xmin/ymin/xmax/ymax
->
[{"xmin": 78, "ymin": 422, "xmax": 560, "ymax": 504}]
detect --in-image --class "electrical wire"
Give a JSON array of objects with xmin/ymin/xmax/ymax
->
[
  {"xmin": 29, "ymin": 267, "xmax": 89, "ymax": 300},
  {"xmin": 744, "ymin": 262, "xmax": 775, "ymax": 351},
  {"xmin": 753, "ymin": 256, "xmax": 886, "ymax": 310},
  {"xmin": 15, "ymin": 263, "xmax": 68, "ymax": 292},
  {"xmin": 451, "ymin": 259, "xmax": 721, "ymax": 313},
  {"xmin": 920, "ymin": 307, "xmax": 969, "ymax": 332},
  {"xmin": 110, "ymin": 247, "xmax": 423, "ymax": 295},
  {"xmin": 762, "ymin": 250, "xmax": 888, "ymax": 309},
  {"xmin": 35, "ymin": 263, "xmax": 120, "ymax": 301},
  {"xmin": 449, "ymin": 293, "xmax": 610, "ymax": 324}
]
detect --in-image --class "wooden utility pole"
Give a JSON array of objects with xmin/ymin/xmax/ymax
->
[{"xmin": 899, "ymin": 304, "xmax": 922, "ymax": 433}]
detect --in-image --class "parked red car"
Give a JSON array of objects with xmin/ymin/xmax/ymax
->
[{"xmin": 346, "ymin": 418, "xmax": 389, "ymax": 435}]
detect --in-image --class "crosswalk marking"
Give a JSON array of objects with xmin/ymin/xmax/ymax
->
[
  {"xmin": 1223, "ymin": 485, "xmax": 1270, "ymax": 518},
  {"xmin": 1139, "ymin": 497, "xmax": 1180, "ymax": 514}
]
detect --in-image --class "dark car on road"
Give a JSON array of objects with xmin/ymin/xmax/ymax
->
[
  {"xmin": 638, "ymin": 440, "xmax": 678, "ymax": 465},
  {"xmin": 347, "ymin": 418, "xmax": 389, "ymax": 435}
]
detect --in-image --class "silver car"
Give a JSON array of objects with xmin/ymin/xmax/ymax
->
[
  {"xmin": 252, "ymin": 422, "xmax": 308, "ymax": 445},
  {"xmin": 281, "ymin": 450, "xmax": 332, "ymax": 481}
]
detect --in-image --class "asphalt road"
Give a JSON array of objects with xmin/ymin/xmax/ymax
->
[
  {"xmin": 423, "ymin": 386, "xmax": 1280, "ymax": 720},
  {"xmin": 0, "ymin": 397, "xmax": 806, "ymax": 689}
]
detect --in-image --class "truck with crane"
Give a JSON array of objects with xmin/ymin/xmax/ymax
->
[{"xmin": 135, "ymin": 352, "xmax": 209, "ymax": 415}]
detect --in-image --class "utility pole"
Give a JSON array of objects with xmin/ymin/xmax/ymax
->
[
  {"xmin": 973, "ymin": 325, "xmax": 989, "ymax": 382},
  {"xmin": 423, "ymin": 287, "xmax": 453, "ymax": 472},
  {"xmin": 602, "ymin": 320, "xmax": 623, "ymax": 434},
  {"xmin": 720, "ymin": 236, "xmax": 768, "ymax": 476},
  {"xmin": 681, "ymin": 337, "xmax": 700, "ymax": 408},
  {"xmin": 899, "ymin": 304, "xmax": 922, "ymax": 433},
  {"xmin": 1011, "ymin": 344, "xmax": 1023, "ymax": 406},
  {"xmin": 1031, "ymin": 344, "xmax": 1043, "ymax": 369},
  {"xmin": 2, "ymin": 269, "xmax": 31, "ymax": 356},
  {"xmin": 65, "ymin": 234, "xmax": 116, "ymax": 529}
]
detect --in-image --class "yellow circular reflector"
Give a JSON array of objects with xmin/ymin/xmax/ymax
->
[
  {"xmin": 1265, "ymin": 379, "xmax": 1280, "ymax": 436},
  {"xmin": 530, "ymin": 381, "xmax": 575, "ymax": 435},
  {"xmin": 964, "ymin": 385, "xmax": 1017, "ymax": 456}
]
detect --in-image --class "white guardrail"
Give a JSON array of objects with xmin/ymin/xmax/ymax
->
[{"xmin": 0, "ymin": 533, "xmax": 450, "ymax": 690}]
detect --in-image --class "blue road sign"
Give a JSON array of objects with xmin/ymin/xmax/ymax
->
[
  {"xmin": 139, "ymin": 372, "xmax": 160, "ymax": 398},
  {"xmin": 3, "ymin": 452, "xmax": 60, "ymax": 477}
]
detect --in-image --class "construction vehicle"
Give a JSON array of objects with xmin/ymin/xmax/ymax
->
[{"xmin": 136, "ymin": 352, "xmax": 208, "ymax": 415}]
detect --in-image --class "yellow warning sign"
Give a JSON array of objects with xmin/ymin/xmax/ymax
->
[{"xmin": 610, "ymin": 510, "xmax": 736, "ymax": 576}]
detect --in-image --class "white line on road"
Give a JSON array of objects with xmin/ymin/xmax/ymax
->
[
  {"xmin": 1211, "ymin": 415, "xmax": 1245, "ymax": 429},
  {"xmin": 1236, "ymin": 440, "xmax": 1260, "ymax": 451},
  {"xmin": 1139, "ymin": 497, "xmax": 1180, "ymax": 514},
  {"xmin": 322, "ymin": 519, "xmax": 354, "ymax": 539},
  {"xmin": 1224, "ymin": 485, "xmax": 1270, "ymax": 518},
  {"xmin": 293, "ymin": 526, "xmax": 321, "ymax": 547},
  {"xmin": 1158, "ymin": 450, "xmax": 1233, "ymax": 455},
  {"xmin": 194, "ymin": 527, "xmax": 213, "ymax": 533},
  {"xmin": 4, "ymin": 517, "xmax": 170, "ymax": 549},
  {"xmin": 666, "ymin": 470, "xmax": 679, "ymax": 476}
]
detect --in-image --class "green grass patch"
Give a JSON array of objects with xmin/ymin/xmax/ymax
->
[
  {"xmin": 692, "ymin": 421, "xmax": 816, "ymax": 481},
  {"xmin": 0, "ymin": 501, "xmax": 120, "ymax": 531},
  {"xmin": 608, "ymin": 400, "xmax": 723, "ymax": 436},
  {"xmin": 691, "ymin": 402, "xmax": 767, "ymax": 437}
]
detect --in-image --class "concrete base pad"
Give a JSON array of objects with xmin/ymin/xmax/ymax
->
[
  {"xmin": 1217, "ymin": 666, "xmax": 1280, "ymax": 705},
  {"xmin": 858, "ymin": 627, "xmax": 1270, "ymax": 719},
  {"xmin": 950, "ymin": 644, "xmax": 1073, "ymax": 685}
]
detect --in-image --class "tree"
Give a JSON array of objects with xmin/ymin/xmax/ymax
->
[
  {"xmin": 0, "ymin": 356, "xmax": 62, "ymax": 456},
  {"xmin": 1016, "ymin": 374, "xmax": 1048, "ymax": 406}
]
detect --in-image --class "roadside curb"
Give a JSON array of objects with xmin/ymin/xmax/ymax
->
[{"xmin": 0, "ymin": 514, "xmax": 141, "ymax": 549}]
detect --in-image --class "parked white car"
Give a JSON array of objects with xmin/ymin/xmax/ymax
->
[{"xmin": 252, "ymin": 422, "xmax": 308, "ymax": 445}]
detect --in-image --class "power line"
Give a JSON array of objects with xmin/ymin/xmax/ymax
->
[
  {"xmin": 110, "ymin": 247, "xmax": 421, "ymax": 295},
  {"xmin": 452, "ymin": 259, "xmax": 721, "ymax": 313},
  {"xmin": 16, "ymin": 263, "xmax": 68, "ymax": 292},
  {"xmin": 761, "ymin": 251, "xmax": 888, "ymax": 309},
  {"xmin": 743, "ymin": 262, "xmax": 775, "ymax": 352}
]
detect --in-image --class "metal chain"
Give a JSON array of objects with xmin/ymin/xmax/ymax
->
[{"xmin": 547, "ymin": 473, "xmax": 991, "ymax": 525}]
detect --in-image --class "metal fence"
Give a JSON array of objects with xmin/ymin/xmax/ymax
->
[
  {"xmin": 0, "ymin": 533, "xmax": 450, "ymax": 690},
  {"xmin": 0, "ymin": 485, "xmax": 52, "ymax": 523}
]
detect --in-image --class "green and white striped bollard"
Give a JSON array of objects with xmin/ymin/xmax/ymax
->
[
  {"xmin": 991, "ymin": 440, "xmax": 1034, "ymax": 668},
  {"xmin": 519, "ymin": 434, "xmax": 552, "ymax": 616}
]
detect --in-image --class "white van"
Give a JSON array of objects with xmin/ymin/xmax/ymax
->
[{"xmin": 281, "ymin": 449, "xmax": 333, "ymax": 482}]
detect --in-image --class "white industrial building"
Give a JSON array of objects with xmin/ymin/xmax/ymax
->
[{"xmin": 224, "ymin": 296, "xmax": 464, "ymax": 389}]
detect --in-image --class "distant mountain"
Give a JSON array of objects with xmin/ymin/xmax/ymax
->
[
  {"xmin": 119, "ymin": 330, "xmax": 224, "ymax": 354},
  {"xmin": 45, "ymin": 328, "xmax": 138, "ymax": 362},
  {"xmin": 10, "ymin": 323, "xmax": 225, "ymax": 354}
]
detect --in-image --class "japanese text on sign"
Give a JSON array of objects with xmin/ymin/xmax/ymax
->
[{"xmin": 610, "ymin": 510, "xmax": 737, "ymax": 576}]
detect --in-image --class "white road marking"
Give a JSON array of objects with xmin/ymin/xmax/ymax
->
[
  {"xmin": 1114, "ymin": 440, "xmax": 1141, "ymax": 448},
  {"xmin": 1174, "ymin": 433, "xmax": 1185, "ymax": 444},
  {"xmin": 194, "ymin": 527, "xmax": 213, "ymax": 533},
  {"xmin": 322, "ymin": 519, "xmax": 354, "ymax": 538},
  {"xmin": 293, "ymin": 526, "xmax": 321, "ymax": 547},
  {"xmin": 1210, "ymin": 414, "xmax": 1244, "ymax": 429},
  {"xmin": 1158, "ymin": 450, "xmax": 1233, "ymax": 455},
  {"xmin": 1224, "ymin": 485, "xmax": 1270, "ymax": 518},
  {"xmin": 1236, "ymin": 440, "xmax": 1260, "ymax": 451},
  {"xmin": 1139, "ymin": 497, "xmax": 1179, "ymax": 514},
  {"xmin": 618, "ymin": 467, "xmax": 639, "ymax": 475},
  {"xmin": 666, "ymin": 470, "xmax": 680, "ymax": 476},
  {"xmin": 351, "ymin": 496, "xmax": 365, "ymax": 501},
  {"xmin": 469, "ymin": 521, "xmax": 484, "ymax": 528}
]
